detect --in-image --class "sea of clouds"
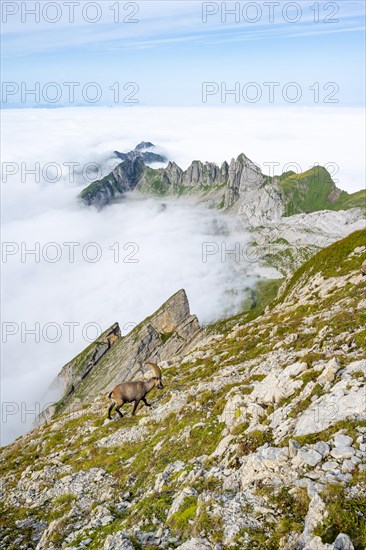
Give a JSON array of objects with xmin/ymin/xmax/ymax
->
[{"xmin": 1, "ymin": 105, "xmax": 364, "ymax": 445}]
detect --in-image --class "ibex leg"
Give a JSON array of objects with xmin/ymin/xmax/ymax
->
[
  {"xmin": 115, "ymin": 404, "xmax": 124, "ymax": 418},
  {"xmin": 107, "ymin": 402, "xmax": 115, "ymax": 420},
  {"xmin": 132, "ymin": 400, "xmax": 140, "ymax": 415}
]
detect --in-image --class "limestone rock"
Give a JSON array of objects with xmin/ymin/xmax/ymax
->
[
  {"xmin": 298, "ymin": 449, "xmax": 323, "ymax": 467},
  {"xmin": 176, "ymin": 538, "xmax": 213, "ymax": 550},
  {"xmin": 333, "ymin": 434, "xmax": 353, "ymax": 447},
  {"xmin": 103, "ymin": 531, "xmax": 135, "ymax": 550},
  {"xmin": 330, "ymin": 446, "xmax": 355, "ymax": 460},
  {"xmin": 333, "ymin": 533, "xmax": 354, "ymax": 550}
]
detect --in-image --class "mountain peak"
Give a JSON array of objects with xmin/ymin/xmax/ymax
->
[{"xmin": 44, "ymin": 288, "xmax": 200, "ymax": 418}]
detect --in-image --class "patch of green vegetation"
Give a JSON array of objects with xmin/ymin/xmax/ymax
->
[
  {"xmin": 0, "ymin": 503, "xmax": 43, "ymax": 549},
  {"xmin": 288, "ymin": 384, "xmax": 324, "ymax": 418},
  {"xmin": 234, "ymin": 486, "xmax": 309, "ymax": 549},
  {"xmin": 279, "ymin": 166, "xmax": 338, "ymax": 216},
  {"xmin": 47, "ymin": 494, "xmax": 75, "ymax": 521},
  {"xmin": 302, "ymin": 352, "xmax": 325, "ymax": 365},
  {"xmin": 126, "ymin": 491, "xmax": 174, "ymax": 530},
  {"xmin": 300, "ymin": 369, "xmax": 319, "ymax": 385},
  {"xmin": 314, "ymin": 483, "xmax": 366, "ymax": 549},
  {"xmin": 293, "ymin": 419, "xmax": 366, "ymax": 447},
  {"xmin": 192, "ymin": 475, "xmax": 223, "ymax": 493},
  {"xmin": 277, "ymin": 229, "xmax": 366, "ymax": 303},
  {"xmin": 237, "ymin": 429, "xmax": 273, "ymax": 456},
  {"xmin": 65, "ymin": 514, "xmax": 131, "ymax": 550},
  {"xmin": 232, "ymin": 421, "xmax": 250, "ymax": 436},
  {"xmin": 332, "ymin": 189, "xmax": 366, "ymax": 211},
  {"xmin": 194, "ymin": 502, "xmax": 223, "ymax": 542},
  {"xmin": 160, "ymin": 331, "xmax": 174, "ymax": 344},
  {"xmin": 167, "ymin": 496, "xmax": 198, "ymax": 537},
  {"xmin": 79, "ymin": 175, "xmax": 116, "ymax": 201},
  {"xmin": 141, "ymin": 167, "xmax": 170, "ymax": 195},
  {"xmin": 249, "ymin": 374, "xmax": 266, "ymax": 382}
]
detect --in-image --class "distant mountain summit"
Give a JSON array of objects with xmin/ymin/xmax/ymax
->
[{"xmin": 113, "ymin": 141, "xmax": 167, "ymax": 164}]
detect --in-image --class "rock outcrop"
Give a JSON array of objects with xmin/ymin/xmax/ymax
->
[
  {"xmin": 79, "ymin": 157, "xmax": 146, "ymax": 207},
  {"xmin": 47, "ymin": 289, "xmax": 201, "ymax": 417}
]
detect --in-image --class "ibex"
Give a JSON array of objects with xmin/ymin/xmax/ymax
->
[{"xmin": 107, "ymin": 362, "xmax": 163, "ymax": 420}]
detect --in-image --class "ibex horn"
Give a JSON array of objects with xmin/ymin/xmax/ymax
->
[{"xmin": 145, "ymin": 361, "xmax": 162, "ymax": 379}]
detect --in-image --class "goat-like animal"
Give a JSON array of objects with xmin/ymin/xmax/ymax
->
[{"xmin": 107, "ymin": 362, "xmax": 163, "ymax": 419}]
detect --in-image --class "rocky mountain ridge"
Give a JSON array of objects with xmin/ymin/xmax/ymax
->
[
  {"xmin": 78, "ymin": 149, "xmax": 365, "ymax": 275},
  {"xmin": 1, "ymin": 229, "xmax": 365, "ymax": 550},
  {"xmin": 44, "ymin": 290, "xmax": 200, "ymax": 419},
  {"xmin": 79, "ymin": 150, "xmax": 365, "ymax": 219}
]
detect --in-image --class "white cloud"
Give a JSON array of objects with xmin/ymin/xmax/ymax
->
[{"xmin": 1, "ymin": 105, "xmax": 364, "ymax": 445}]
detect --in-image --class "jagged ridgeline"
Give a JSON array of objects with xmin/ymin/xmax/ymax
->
[
  {"xmin": 1, "ymin": 230, "xmax": 365, "ymax": 550},
  {"xmin": 79, "ymin": 146, "xmax": 366, "ymax": 215},
  {"xmin": 44, "ymin": 289, "xmax": 201, "ymax": 419}
]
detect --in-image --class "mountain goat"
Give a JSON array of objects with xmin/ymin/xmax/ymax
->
[{"xmin": 107, "ymin": 362, "xmax": 163, "ymax": 419}]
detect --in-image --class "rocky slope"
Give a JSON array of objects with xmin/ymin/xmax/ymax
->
[{"xmin": 1, "ymin": 230, "xmax": 365, "ymax": 550}]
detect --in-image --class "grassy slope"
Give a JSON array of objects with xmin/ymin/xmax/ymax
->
[
  {"xmin": 277, "ymin": 228, "xmax": 366, "ymax": 302},
  {"xmin": 278, "ymin": 167, "xmax": 366, "ymax": 216},
  {"xmin": 332, "ymin": 189, "xmax": 366, "ymax": 211}
]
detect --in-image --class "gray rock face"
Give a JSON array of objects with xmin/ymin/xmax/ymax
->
[
  {"xmin": 50, "ymin": 289, "xmax": 201, "ymax": 416},
  {"xmin": 333, "ymin": 533, "xmax": 354, "ymax": 550},
  {"xmin": 314, "ymin": 441, "xmax": 330, "ymax": 458},
  {"xmin": 103, "ymin": 531, "xmax": 135, "ymax": 550},
  {"xmin": 114, "ymin": 141, "xmax": 167, "ymax": 164},
  {"xmin": 333, "ymin": 434, "xmax": 353, "ymax": 447},
  {"xmin": 176, "ymin": 538, "xmax": 213, "ymax": 550},
  {"xmin": 80, "ymin": 157, "xmax": 146, "ymax": 207},
  {"xmin": 225, "ymin": 153, "xmax": 266, "ymax": 209},
  {"xmin": 330, "ymin": 446, "xmax": 355, "ymax": 460},
  {"xmin": 298, "ymin": 449, "xmax": 323, "ymax": 467},
  {"xmin": 182, "ymin": 160, "xmax": 227, "ymax": 187}
]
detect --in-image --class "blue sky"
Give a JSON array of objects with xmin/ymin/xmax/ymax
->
[{"xmin": 1, "ymin": 0, "xmax": 365, "ymax": 107}]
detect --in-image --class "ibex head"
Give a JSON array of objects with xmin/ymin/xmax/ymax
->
[{"xmin": 145, "ymin": 361, "xmax": 164, "ymax": 390}]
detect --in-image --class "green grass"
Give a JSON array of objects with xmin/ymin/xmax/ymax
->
[
  {"xmin": 332, "ymin": 189, "xmax": 366, "ymax": 211},
  {"xmin": 167, "ymin": 496, "xmax": 198, "ymax": 537},
  {"xmin": 314, "ymin": 483, "xmax": 366, "ymax": 549},
  {"xmin": 279, "ymin": 166, "xmax": 338, "ymax": 216},
  {"xmin": 293, "ymin": 419, "xmax": 366, "ymax": 447},
  {"xmin": 277, "ymin": 229, "xmax": 366, "ymax": 303}
]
